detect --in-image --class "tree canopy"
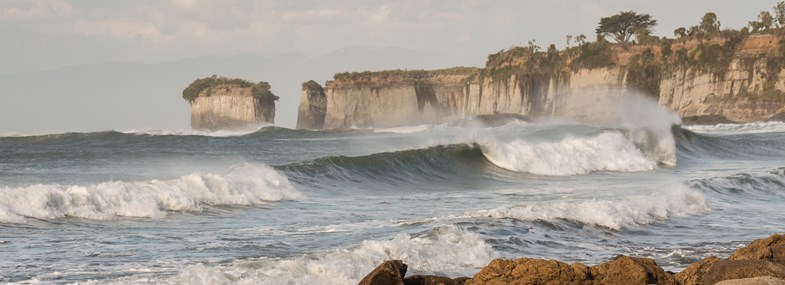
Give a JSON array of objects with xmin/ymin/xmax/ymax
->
[{"xmin": 596, "ymin": 11, "xmax": 657, "ymax": 44}]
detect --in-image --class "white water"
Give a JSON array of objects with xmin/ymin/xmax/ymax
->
[
  {"xmin": 686, "ymin": 121, "xmax": 785, "ymax": 135},
  {"xmin": 92, "ymin": 225, "xmax": 494, "ymax": 285},
  {"xmin": 3, "ymin": 114, "xmax": 785, "ymax": 284},
  {"xmin": 372, "ymin": 124, "xmax": 433, "ymax": 134},
  {"xmin": 0, "ymin": 164, "xmax": 300, "ymax": 223},
  {"xmin": 477, "ymin": 184, "xmax": 709, "ymax": 230},
  {"xmin": 480, "ymin": 131, "xmax": 658, "ymax": 175}
]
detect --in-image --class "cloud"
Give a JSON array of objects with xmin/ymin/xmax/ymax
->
[
  {"xmin": 71, "ymin": 18, "xmax": 173, "ymax": 43},
  {"xmin": 0, "ymin": 0, "xmax": 74, "ymax": 20}
]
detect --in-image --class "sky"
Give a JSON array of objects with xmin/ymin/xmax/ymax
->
[{"xmin": 0, "ymin": 0, "xmax": 778, "ymax": 132}]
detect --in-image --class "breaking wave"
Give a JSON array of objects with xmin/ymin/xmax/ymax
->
[
  {"xmin": 0, "ymin": 164, "xmax": 301, "ymax": 223},
  {"xmin": 686, "ymin": 121, "xmax": 785, "ymax": 135},
  {"xmin": 120, "ymin": 225, "xmax": 494, "ymax": 285},
  {"xmin": 477, "ymin": 185, "xmax": 709, "ymax": 230},
  {"xmin": 479, "ymin": 130, "xmax": 663, "ymax": 176}
]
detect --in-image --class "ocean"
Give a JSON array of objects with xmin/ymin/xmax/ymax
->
[{"xmin": 1, "ymin": 103, "xmax": 785, "ymax": 284}]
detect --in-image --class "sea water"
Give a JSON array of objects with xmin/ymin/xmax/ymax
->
[{"xmin": 1, "ymin": 116, "xmax": 785, "ymax": 284}]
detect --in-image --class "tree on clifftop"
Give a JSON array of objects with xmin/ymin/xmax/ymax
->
[
  {"xmin": 596, "ymin": 11, "xmax": 657, "ymax": 44},
  {"xmin": 699, "ymin": 12, "xmax": 721, "ymax": 35}
]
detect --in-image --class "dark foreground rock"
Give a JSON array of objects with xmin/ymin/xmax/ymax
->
[
  {"xmin": 359, "ymin": 234, "xmax": 785, "ymax": 285},
  {"xmin": 359, "ymin": 260, "xmax": 407, "ymax": 285}
]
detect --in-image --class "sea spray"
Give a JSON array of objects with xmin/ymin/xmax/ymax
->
[
  {"xmin": 0, "ymin": 164, "xmax": 301, "ymax": 223},
  {"xmin": 479, "ymin": 130, "xmax": 657, "ymax": 175}
]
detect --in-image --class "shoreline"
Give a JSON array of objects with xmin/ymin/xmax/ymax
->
[{"xmin": 359, "ymin": 234, "xmax": 785, "ymax": 285}]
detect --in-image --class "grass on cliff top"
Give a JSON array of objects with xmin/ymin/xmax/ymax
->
[
  {"xmin": 182, "ymin": 75, "xmax": 279, "ymax": 102},
  {"xmin": 333, "ymin": 67, "xmax": 480, "ymax": 81}
]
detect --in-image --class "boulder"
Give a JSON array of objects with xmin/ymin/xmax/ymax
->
[
  {"xmin": 714, "ymin": 276, "xmax": 785, "ymax": 285},
  {"xmin": 676, "ymin": 256, "xmax": 721, "ymax": 285},
  {"xmin": 590, "ymin": 255, "xmax": 677, "ymax": 285},
  {"xmin": 404, "ymin": 275, "xmax": 468, "ymax": 285},
  {"xmin": 465, "ymin": 258, "xmax": 591, "ymax": 285},
  {"xmin": 359, "ymin": 260, "xmax": 408, "ymax": 285},
  {"xmin": 676, "ymin": 258, "xmax": 785, "ymax": 285},
  {"xmin": 701, "ymin": 260, "xmax": 785, "ymax": 285},
  {"xmin": 731, "ymin": 234, "xmax": 785, "ymax": 266}
]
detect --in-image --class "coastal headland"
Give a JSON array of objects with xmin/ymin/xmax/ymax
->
[{"xmin": 298, "ymin": 18, "xmax": 785, "ymax": 129}]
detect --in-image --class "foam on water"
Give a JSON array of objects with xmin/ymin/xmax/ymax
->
[
  {"xmin": 96, "ymin": 225, "xmax": 493, "ymax": 285},
  {"xmin": 479, "ymin": 131, "xmax": 658, "ymax": 175},
  {"xmin": 477, "ymin": 185, "xmax": 709, "ymax": 230},
  {"xmin": 686, "ymin": 121, "xmax": 785, "ymax": 135},
  {"xmin": 122, "ymin": 126, "xmax": 269, "ymax": 137},
  {"xmin": 372, "ymin": 124, "xmax": 433, "ymax": 134},
  {"xmin": 0, "ymin": 164, "xmax": 301, "ymax": 223}
]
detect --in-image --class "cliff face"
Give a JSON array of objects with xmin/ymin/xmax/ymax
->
[
  {"xmin": 296, "ymin": 80, "xmax": 327, "ymax": 129},
  {"xmin": 189, "ymin": 85, "xmax": 275, "ymax": 130},
  {"xmin": 298, "ymin": 34, "xmax": 785, "ymax": 129}
]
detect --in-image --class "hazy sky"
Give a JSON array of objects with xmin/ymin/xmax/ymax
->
[
  {"xmin": 0, "ymin": 0, "xmax": 778, "ymax": 132},
  {"xmin": 2, "ymin": 0, "xmax": 776, "ymax": 74}
]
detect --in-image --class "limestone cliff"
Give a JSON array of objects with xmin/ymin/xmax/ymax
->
[
  {"xmin": 296, "ymin": 80, "xmax": 327, "ymax": 129},
  {"xmin": 184, "ymin": 76, "xmax": 278, "ymax": 130},
  {"xmin": 297, "ymin": 33, "xmax": 785, "ymax": 129}
]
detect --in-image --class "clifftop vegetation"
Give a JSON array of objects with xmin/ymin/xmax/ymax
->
[
  {"xmin": 482, "ymin": 2, "xmax": 785, "ymax": 92},
  {"xmin": 333, "ymin": 67, "xmax": 480, "ymax": 81},
  {"xmin": 182, "ymin": 75, "xmax": 279, "ymax": 102},
  {"xmin": 326, "ymin": 2, "xmax": 785, "ymax": 98},
  {"xmin": 330, "ymin": 67, "xmax": 481, "ymax": 87}
]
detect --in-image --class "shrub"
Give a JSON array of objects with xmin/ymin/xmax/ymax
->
[{"xmin": 182, "ymin": 75, "xmax": 277, "ymax": 102}]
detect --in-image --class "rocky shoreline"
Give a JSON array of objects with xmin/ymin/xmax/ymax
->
[{"xmin": 358, "ymin": 234, "xmax": 785, "ymax": 285}]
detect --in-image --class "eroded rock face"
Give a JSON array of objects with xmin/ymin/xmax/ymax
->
[
  {"xmin": 465, "ymin": 258, "xmax": 591, "ymax": 285},
  {"xmin": 701, "ymin": 260, "xmax": 785, "ymax": 285},
  {"xmin": 358, "ymin": 260, "xmax": 408, "ymax": 285},
  {"xmin": 677, "ymin": 234, "xmax": 785, "ymax": 285},
  {"xmin": 590, "ymin": 255, "xmax": 676, "ymax": 285},
  {"xmin": 730, "ymin": 234, "xmax": 785, "ymax": 265},
  {"xmin": 296, "ymin": 80, "xmax": 327, "ymax": 129},
  {"xmin": 714, "ymin": 276, "xmax": 785, "ymax": 285},
  {"xmin": 676, "ymin": 256, "xmax": 721, "ymax": 285},
  {"xmin": 299, "ymin": 34, "xmax": 785, "ymax": 130},
  {"xmin": 189, "ymin": 85, "xmax": 275, "ymax": 130}
]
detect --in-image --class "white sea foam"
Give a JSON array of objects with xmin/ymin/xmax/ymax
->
[
  {"xmin": 686, "ymin": 121, "xmax": 785, "ymax": 135},
  {"xmin": 477, "ymin": 185, "xmax": 709, "ymax": 230},
  {"xmin": 480, "ymin": 131, "xmax": 658, "ymax": 175},
  {"xmin": 122, "ymin": 126, "xmax": 269, "ymax": 137},
  {"xmin": 0, "ymin": 164, "xmax": 301, "ymax": 223},
  {"xmin": 372, "ymin": 124, "xmax": 433, "ymax": 134},
  {"xmin": 96, "ymin": 225, "xmax": 493, "ymax": 285}
]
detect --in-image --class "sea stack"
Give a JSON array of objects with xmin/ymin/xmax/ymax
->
[
  {"xmin": 183, "ymin": 75, "xmax": 278, "ymax": 130},
  {"xmin": 296, "ymin": 80, "xmax": 327, "ymax": 129}
]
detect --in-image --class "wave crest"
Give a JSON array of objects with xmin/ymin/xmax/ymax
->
[
  {"xmin": 479, "ymin": 131, "xmax": 660, "ymax": 175},
  {"xmin": 167, "ymin": 225, "xmax": 494, "ymax": 285},
  {"xmin": 688, "ymin": 167, "xmax": 785, "ymax": 198},
  {"xmin": 477, "ymin": 185, "xmax": 709, "ymax": 229},
  {"xmin": 0, "ymin": 164, "xmax": 301, "ymax": 223}
]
